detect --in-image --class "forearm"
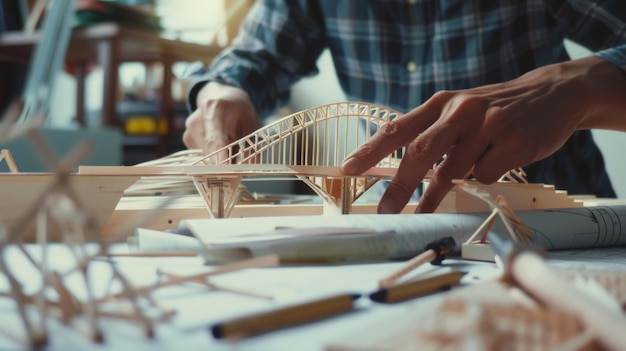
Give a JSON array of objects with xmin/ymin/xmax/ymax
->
[
  {"xmin": 577, "ymin": 46, "xmax": 626, "ymax": 131},
  {"xmin": 186, "ymin": 51, "xmax": 292, "ymax": 119}
]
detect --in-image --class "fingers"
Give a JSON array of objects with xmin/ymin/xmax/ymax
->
[
  {"xmin": 375, "ymin": 94, "xmax": 492, "ymax": 214},
  {"xmin": 182, "ymin": 109, "xmax": 205, "ymax": 150},
  {"xmin": 416, "ymin": 104, "xmax": 501, "ymax": 213},
  {"xmin": 416, "ymin": 133, "xmax": 489, "ymax": 213},
  {"xmin": 341, "ymin": 119, "xmax": 412, "ymax": 175},
  {"xmin": 184, "ymin": 94, "xmax": 260, "ymax": 164},
  {"xmin": 376, "ymin": 132, "xmax": 443, "ymax": 214},
  {"xmin": 202, "ymin": 101, "xmax": 230, "ymax": 162},
  {"xmin": 341, "ymin": 96, "xmax": 447, "ymax": 175},
  {"xmin": 473, "ymin": 142, "xmax": 527, "ymax": 184},
  {"xmin": 182, "ymin": 105, "xmax": 232, "ymax": 162}
]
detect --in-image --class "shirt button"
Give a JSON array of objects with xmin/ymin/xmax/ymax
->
[{"xmin": 406, "ymin": 61, "xmax": 417, "ymax": 72}]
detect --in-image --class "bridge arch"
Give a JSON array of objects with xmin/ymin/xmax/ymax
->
[{"xmin": 191, "ymin": 102, "xmax": 407, "ymax": 217}]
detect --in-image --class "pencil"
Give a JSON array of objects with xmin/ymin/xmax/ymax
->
[
  {"xmin": 211, "ymin": 293, "xmax": 360, "ymax": 339},
  {"xmin": 370, "ymin": 270, "xmax": 465, "ymax": 303}
]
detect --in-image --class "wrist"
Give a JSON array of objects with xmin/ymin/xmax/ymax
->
[
  {"xmin": 196, "ymin": 81, "xmax": 253, "ymax": 109},
  {"xmin": 575, "ymin": 56, "xmax": 626, "ymax": 131}
]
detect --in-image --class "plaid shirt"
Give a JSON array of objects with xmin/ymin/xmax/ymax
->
[
  {"xmin": 598, "ymin": 45, "xmax": 626, "ymax": 70},
  {"xmin": 189, "ymin": 0, "xmax": 626, "ymax": 197}
]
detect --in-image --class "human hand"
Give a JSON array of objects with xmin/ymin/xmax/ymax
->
[
  {"xmin": 183, "ymin": 82, "xmax": 260, "ymax": 159},
  {"xmin": 341, "ymin": 56, "xmax": 626, "ymax": 214}
]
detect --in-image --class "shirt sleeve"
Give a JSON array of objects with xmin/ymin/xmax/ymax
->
[
  {"xmin": 543, "ymin": 0, "xmax": 626, "ymax": 52},
  {"xmin": 596, "ymin": 44, "xmax": 626, "ymax": 72},
  {"xmin": 186, "ymin": 0, "xmax": 327, "ymax": 119}
]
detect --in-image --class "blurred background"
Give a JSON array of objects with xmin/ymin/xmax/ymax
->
[{"xmin": 1, "ymin": 0, "xmax": 624, "ymax": 198}]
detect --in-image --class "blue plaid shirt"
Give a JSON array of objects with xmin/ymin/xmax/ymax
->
[{"xmin": 189, "ymin": 0, "xmax": 626, "ymax": 197}]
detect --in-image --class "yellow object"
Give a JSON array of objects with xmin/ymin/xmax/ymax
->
[
  {"xmin": 125, "ymin": 116, "xmax": 156, "ymax": 135},
  {"xmin": 157, "ymin": 116, "xmax": 169, "ymax": 135}
]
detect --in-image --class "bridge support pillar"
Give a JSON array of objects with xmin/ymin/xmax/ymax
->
[
  {"xmin": 322, "ymin": 177, "xmax": 353, "ymax": 215},
  {"xmin": 192, "ymin": 176, "xmax": 241, "ymax": 218}
]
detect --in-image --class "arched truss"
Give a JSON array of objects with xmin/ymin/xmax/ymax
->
[{"xmin": 189, "ymin": 102, "xmax": 406, "ymax": 218}]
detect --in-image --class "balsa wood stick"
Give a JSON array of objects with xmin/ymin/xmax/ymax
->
[
  {"xmin": 158, "ymin": 271, "xmax": 274, "ymax": 300},
  {"xmin": 102, "ymin": 255, "xmax": 279, "ymax": 301}
]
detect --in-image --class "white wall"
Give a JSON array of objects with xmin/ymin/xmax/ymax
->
[
  {"xmin": 593, "ymin": 129, "xmax": 626, "ymax": 198},
  {"xmin": 289, "ymin": 50, "xmax": 346, "ymax": 110},
  {"xmin": 289, "ymin": 44, "xmax": 626, "ymax": 198}
]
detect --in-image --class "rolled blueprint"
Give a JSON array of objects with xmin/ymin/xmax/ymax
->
[{"xmin": 157, "ymin": 205, "xmax": 626, "ymax": 263}]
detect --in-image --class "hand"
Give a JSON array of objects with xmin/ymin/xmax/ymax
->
[
  {"xmin": 341, "ymin": 56, "xmax": 626, "ymax": 214},
  {"xmin": 183, "ymin": 82, "xmax": 260, "ymax": 159}
]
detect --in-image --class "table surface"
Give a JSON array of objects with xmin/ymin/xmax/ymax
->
[{"xmin": 1, "ymin": 244, "xmax": 626, "ymax": 351}]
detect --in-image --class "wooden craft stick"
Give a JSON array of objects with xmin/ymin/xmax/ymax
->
[
  {"xmin": 211, "ymin": 293, "xmax": 360, "ymax": 340},
  {"xmin": 102, "ymin": 251, "xmax": 198, "ymax": 258},
  {"xmin": 0, "ymin": 149, "xmax": 19, "ymax": 173},
  {"xmin": 202, "ymin": 281, "xmax": 274, "ymax": 300},
  {"xmin": 378, "ymin": 236, "xmax": 456, "ymax": 289},
  {"xmin": 370, "ymin": 270, "xmax": 465, "ymax": 303},
  {"xmin": 379, "ymin": 251, "xmax": 436, "ymax": 289},
  {"xmin": 104, "ymin": 255, "xmax": 280, "ymax": 300},
  {"xmin": 157, "ymin": 271, "xmax": 274, "ymax": 300}
]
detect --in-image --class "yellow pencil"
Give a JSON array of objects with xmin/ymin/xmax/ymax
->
[
  {"xmin": 211, "ymin": 293, "xmax": 360, "ymax": 339},
  {"xmin": 370, "ymin": 270, "xmax": 465, "ymax": 303}
]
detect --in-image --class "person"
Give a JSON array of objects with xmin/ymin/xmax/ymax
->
[{"xmin": 183, "ymin": 0, "xmax": 626, "ymax": 213}]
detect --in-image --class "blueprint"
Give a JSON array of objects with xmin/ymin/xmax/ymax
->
[{"xmin": 133, "ymin": 205, "xmax": 626, "ymax": 263}]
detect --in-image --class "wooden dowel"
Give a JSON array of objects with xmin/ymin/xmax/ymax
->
[
  {"xmin": 101, "ymin": 251, "xmax": 198, "ymax": 258},
  {"xmin": 103, "ymin": 255, "xmax": 279, "ymax": 300},
  {"xmin": 158, "ymin": 271, "xmax": 274, "ymax": 300},
  {"xmin": 378, "ymin": 250, "xmax": 436, "ymax": 289},
  {"xmin": 378, "ymin": 236, "xmax": 456, "ymax": 289}
]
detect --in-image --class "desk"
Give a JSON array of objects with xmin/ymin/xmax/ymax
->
[
  {"xmin": 0, "ymin": 244, "xmax": 492, "ymax": 350},
  {"xmin": 1, "ymin": 244, "xmax": 625, "ymax": 350},
  {"xmin": 0, "ymin": 23, "xmax": 221, "ymax": 154}
]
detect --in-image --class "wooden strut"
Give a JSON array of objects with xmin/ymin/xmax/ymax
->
[
  {"xmin": 0, "ymin": 127, "xmax": 171, "ymax": 345},
  {"xmin": 454, "ymin": 179, "xmax": 534, "ymax": 262},
  {"xmin": 0, "ymin": 150, "xmax": 19, "ymax": 173}
]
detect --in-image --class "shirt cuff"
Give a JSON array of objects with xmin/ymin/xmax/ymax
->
[{"xmin": 595, "ymin": 44, "xmax": 626, "ymax": 72}]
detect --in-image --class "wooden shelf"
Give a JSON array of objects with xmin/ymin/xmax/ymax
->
[{"xmin": 0, "ymin": 22, "xmax": 221, "ymax": 158}]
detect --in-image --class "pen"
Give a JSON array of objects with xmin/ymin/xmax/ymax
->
[
  {"xmin": 211, "ymin": 293, "xmax": 360, "ymax": 339},
  {"xmin": 370, "ymin": 270, "xmax": 465, "ymax": 303}
]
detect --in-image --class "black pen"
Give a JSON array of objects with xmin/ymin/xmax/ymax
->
[{"xmin": 369, "ymin": 270, "xmax": 465, "ymax": 303}]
